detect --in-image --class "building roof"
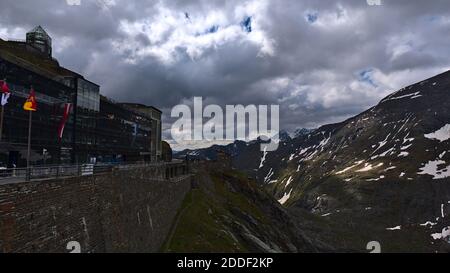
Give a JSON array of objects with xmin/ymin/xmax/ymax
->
[
  {"xmin": 0, "ymin": 38, "xmax": 62, "ymax": 78},
  {"xmin": 28, "ymin": 25, "xmax": 50, "ymax": 37},
  {"xmin": 0, "ymin": 35, "xmax": 99, "ymax": 87},
  {"xmin": 119, "ymin": 103, "xmax": 162, "ymax": 113}
]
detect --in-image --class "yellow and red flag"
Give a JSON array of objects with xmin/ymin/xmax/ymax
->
[{"xmin": 23, "ymin": 87, "xmax": 37, "ymax": 111}]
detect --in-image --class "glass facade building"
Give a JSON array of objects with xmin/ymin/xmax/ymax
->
[
  {"xmin": 0, "ymin": 57, "xmax": 75, "ymax": 167},
  {"xmin": 0, "ymin": 26, "xmax": 163, "ymax": 167},
  {"xmin": 77, "ymin": 79, "xmax": 100, "ymax": 112}
]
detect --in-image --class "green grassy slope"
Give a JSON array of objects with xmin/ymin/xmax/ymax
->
[{"xmin": 162, "ymin": 166, "xmax": 325, "ymax": 253}]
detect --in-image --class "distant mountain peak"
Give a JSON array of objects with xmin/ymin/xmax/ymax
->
[{"xmin": 292, "ymin": 128, "xmax": 313, "ymax": 138}]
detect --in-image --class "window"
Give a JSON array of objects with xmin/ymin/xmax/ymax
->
[{"xmin": 77, "ymin": 79, "xmax": 100, "ymax": 112}]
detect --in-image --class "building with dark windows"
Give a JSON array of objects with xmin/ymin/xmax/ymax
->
[
  {"xmin": 119, "ymin": 103, "xmax": 163, "ymax": 161},
  {"xmin": 0, "ymin": 26, "xmax": 163, "ymax": 167}
]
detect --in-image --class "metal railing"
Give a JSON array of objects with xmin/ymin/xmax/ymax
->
[{"xmin": 0, "ymin": 160, "xmax": 188, "ymax": 183}]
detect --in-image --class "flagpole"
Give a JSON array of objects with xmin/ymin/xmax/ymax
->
[
  {"xmin": 0, "ymin": 105, "xmax": 4, "ymax": 142},
  {"xmin": 26, "ymin": 111, "xmax": 32, "ymax": 180},
  {"xmin": 0, "ymin": 78, "xmax": 7, "ymax": 142}
]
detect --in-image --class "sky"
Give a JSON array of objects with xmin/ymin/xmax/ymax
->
[{"xmin": 1, "ymin": 0, "xmax": 450, "ymax": 150}]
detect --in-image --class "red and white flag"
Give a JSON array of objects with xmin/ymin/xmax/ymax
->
[
  {"xmin": 58, "ymin": 103, "xmax": 72, "ymax": 139},
  {"xmin": 0, "ymin": 80, "xmax": 11, "ymax": 106}
]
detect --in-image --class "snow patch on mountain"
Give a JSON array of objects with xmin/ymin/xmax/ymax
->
[
  {"xmin": 431, "ymin": 227, "xmax": 450, "ymax": 241},
  {"xmin": 278, "ymin": 189, "xmax": 293, "ymax": 205},
  {"xmin": 372, "ymin": 147, "xmax": 395, "ymax": 159},
  {"xmin": 285, "ymin": 176, "xmax": 293, "ymax": 188},
  {"xmin": 366, "ymin": 175, "xmax": 385, "ymax": 182},
  {"xmin": 288, "ymin": 153, "xmax": 295, "ymax": 161},
  {"xmin": 383, "ymin": 166, "xmax": 397, "ymax": 172},
  {"xmin": 400, "ymin": 144, "xmax": 412, "ymax": 151},
  {"xmin": 298, "ymin": 147, "xmax": 309, "ymax": 156},
  {"xmin": 418, "ymin": 159, "xmax": 450, "ymax": 180},
  {"xmin": 402, "ymin": 132, "xmax": 415, "ymax": 144},
  {"xmin": 318, "ymin": 133, "xmax": 331, "ymax": 149},
  {"xmin": 264, "ymin": 168, "xmax": 274, "ymax": 184},
  {"xmin": 386, "ymin": 226, "xmax": 402, "ymax": 231},
  {"xmin": 382, "ymin": 91, "xmax": 421, "ymax": 103},
  {"xmin": 188, "ymin": 150, "xmax": 200, "ymax": 156},
  {"xmin": 425, "ymin": 124, "xmax": 450, "ymax": 142},
  {"xmin": 420, "ymin": 221, "xmax": 437, "ymax": 227},
  {"xmin": 259, "ymin": 147, "xmax": 268, "ymax": 168},
  {"xmin": 371, "ymin": 134, "xmax": 391, "ymax": 155},
  {"xmin": 356, "ymin": 163, "xmax": 384, "ymax": 172},
  {"xmin": 336, "ymin": 160, "xmax": 364, "ymax": 175}
]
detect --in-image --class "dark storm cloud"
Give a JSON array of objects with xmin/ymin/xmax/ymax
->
[{"xmin": 1, "ymin": 0, "xmax": 450, "ymax": 149}]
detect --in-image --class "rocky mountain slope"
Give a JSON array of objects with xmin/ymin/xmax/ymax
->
[
  {"xmin": 162, "ymin": 164, "xmax": 331, "ymax": 253},
  {"xmin": 255, "ymin": 71, "xmax": 450, "ymax": 252},
  {"xmin": 179, "ymin": 70, "xmax": 450, "ymax": 252}
]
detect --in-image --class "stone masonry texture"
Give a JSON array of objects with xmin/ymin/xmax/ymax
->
[{"xmin": 0, "ymin": 168, "xmax": 191, "ymax": 253}]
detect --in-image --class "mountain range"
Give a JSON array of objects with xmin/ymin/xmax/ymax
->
[{"xmin": 176, "ymin": 70, "xmax": 450, "ymax": 252}]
